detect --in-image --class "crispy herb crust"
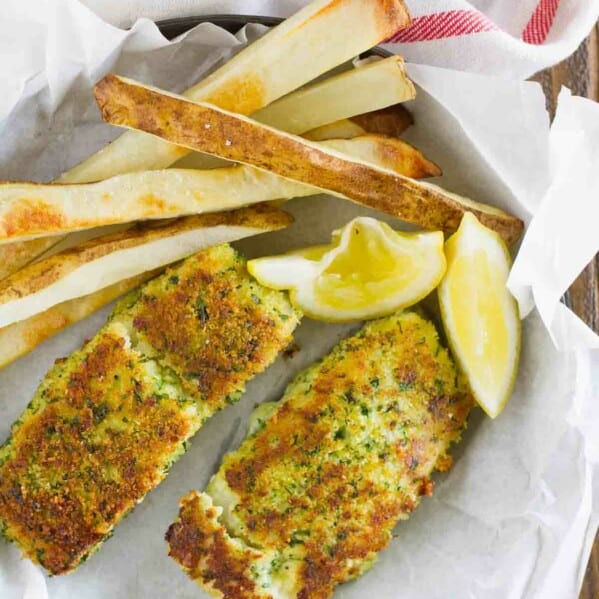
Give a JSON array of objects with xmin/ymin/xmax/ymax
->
[
  {"xmin": 115, "ymin": 245, "xmax": 299, "ymax": 417},
  {"xmin": 167, "ymin": 311, "xmax": 474, "ymax": 599},
  {"xmin": 0, "ymin": 244, "xmax": 299, "ymax": 574}
]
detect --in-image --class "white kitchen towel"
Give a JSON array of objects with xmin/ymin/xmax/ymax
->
[{"xmin": 78, "ymin": 0, "xmax": 599, "ymax": 78}]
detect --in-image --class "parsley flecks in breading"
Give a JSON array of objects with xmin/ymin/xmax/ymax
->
[
  {"xmin": 0, "ymin": 244, "xmax": 299, "ymax": 575},
  {"xmin": 166, "ymin": 311, "xmax": 474, "ymax": 599}
]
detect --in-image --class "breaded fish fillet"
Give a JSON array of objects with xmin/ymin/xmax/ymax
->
[
  {"xmin": 166, "ymin": 311, "xmax": 474, "ymax": 599},
  {"xmin": 0, "ymin": 245, "xmax": 300, "ymax": 575}
]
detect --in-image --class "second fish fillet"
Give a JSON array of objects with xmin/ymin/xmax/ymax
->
[{"xmin": 167, "ymin": 311, "xmax": 474, "ymax": 599}]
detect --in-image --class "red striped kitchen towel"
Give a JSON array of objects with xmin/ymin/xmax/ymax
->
[
  {"xmin": 380, "ymin": 0, "xmax": 599, "ymax": 77},
  {"xmin": 82, "ymin": 0, "xmax": 599, "ymax": 79}
]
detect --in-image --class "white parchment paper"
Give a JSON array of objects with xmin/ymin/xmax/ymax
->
[{"xmin": 1, "ymin": 2, "xmax": 598, "ymax": 598}]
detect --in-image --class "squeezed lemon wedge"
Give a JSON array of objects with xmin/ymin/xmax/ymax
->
[
  {"xmin": 248, "ymin": 217, "xmax": 446, "ymax": 322},
  {"xmin": 438, "ymin": 213, "xmax": 520, "ymax": 418}
]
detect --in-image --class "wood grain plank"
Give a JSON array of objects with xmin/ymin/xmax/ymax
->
[
  {"xmin": 531, "ymin": 24, "xmax": 599, "ymax": 341},
  {"xmin": 532, "ymin": 22, "xmax": 599, "ymax": 599},
  {"xmin": 582, "ymin": 538, "xmax": 599, "ymax": 599}
]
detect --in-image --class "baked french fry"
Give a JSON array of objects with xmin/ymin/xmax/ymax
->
[
  {"xmin": 0, "ymin": 237, "xmax": 58, "ymax": 281},
  {"xmin": 304, "ymin": 119, "xmax": 372, "ymax": 142},
  {"xmin": 174, "ymin": 57, "xmax": 415, "ymax": 170},
  {"xmin": 323, "ymin": 135, "xmax": 440, "ymax": 179},
  {"xmin": 0, "ymin": 204, "xmax": 292, "ymax": 329},
  {"xmin": 60, "ymin": 1, "xmax": 410, "ymax": 184},
  {"xmin": 0, "ymin": 136, "xmax": 437, "ymax": 243},
  {"xmin": 253, "ymin": 56, "xmax": 414, "ymax": 134},
  {"xmin": 0, "ymin": 272, "xmax": 158, "ymax": 370},
  {"xmin": 95, "ymin": 74, "xmax": 524, "ymax": 245},
  {"xmin": 0, "ymin": 0, "xmax": 411, "ymax": 280},
  {"xmin": 305, "ymin": 104, "xmax": 414, "ymax": 141}
]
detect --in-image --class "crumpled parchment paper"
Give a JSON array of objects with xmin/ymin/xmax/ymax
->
[{"xmin": 0, "ymin": 2, "xmax": 598, "ymax": 598}]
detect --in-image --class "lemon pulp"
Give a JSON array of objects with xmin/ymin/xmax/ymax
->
[
  {"xmin": 439, "ymin": 213, "xmax": 520, "ymax": 418},
  {"xmin": 447, "ymin": 249, "xmax": 510, "ymax": 393},
  {"xmin": 248, "ymin": 217, "xmax": 446, "ymax": 322},
  {"xmin": 315, "ymin": 221, "xmax": 435, "ymax": 310}
]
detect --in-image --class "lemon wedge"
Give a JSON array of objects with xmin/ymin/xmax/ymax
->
[
  {"xmin": 438, "ymin": 213, "xmax": 520, "ymax": 418},
  {"xmin": 248, "ymin": 217, "xmax": 446, "ymax": 322}
]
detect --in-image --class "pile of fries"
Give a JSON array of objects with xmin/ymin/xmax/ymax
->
[{"xmin": 0, "ymin": 0, "xmax": 523, "ymax": 370}]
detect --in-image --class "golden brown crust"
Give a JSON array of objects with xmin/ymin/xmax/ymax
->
[
  {"xmin": 203, "ymin": 73, "xmax": 266, "ymax": 116},
  {"xmin": 340, "ymin": 135, "xmax": 441, "ymax": 179},
  {"xmin": 350, "ymin": 104, "xmax": 414, "ymax": 138},
  {"xmin": 0, "ymin": 237, "xmax": 59, "ymax": 281},
  {"xmin": 167, "ymin": 312, "xmax": 473, "ymax": 598},
  {"xmin": 1, "ymin": 198, "xmax": 66, "ymax": 238},
  {"xmin": 94, "ymin": 74, "xmax": 524, "ymax": 245},
  {"xmin": 0, "ymin": 244, "xmax": 299, "ymax": 575},
  {"xmin": 0, "ymin": 204, "xmax": 291, "ymax": 304},
  {"xmin": 137, "ymin": 193, "xmax": 168, "ymax": 215},
  {"xmin": 166, "ymin": 493, "xmax": 270, "ymax": 599},
  {"xmin": 118, "ymin": 245, "xmax": 300, "ymax": 413},
  {"xmin": 0, "ymin": 326, "xmax": 194, "ymax": 574},
  {"xmin": 306, "ymin": 0, "xmax": 411, "ymax": 33},
  {"xmin": 375, "ymin": 136, "xmax": 442, "ymax": 178},
  {"xmin": 373, "ymin": 0, "xmax": 412, "ymax": 32}
]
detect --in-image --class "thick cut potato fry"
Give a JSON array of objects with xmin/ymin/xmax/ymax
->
[
  {"xmin": 323, "ymin": 136, "xmax": 440, "ymax": 179},
  {"xmin": 253, "ymin": 56, "xmax": 414, "ymax": 134},
  {"xmin": 0, "ymin": 0, "xmax": 411, "ymax": 281},
  {"xmin": 174, "ymin": 58, "xmax": 415, "ymax": 171},
  {"xmin": 0, "ymin": 237, "xmax": 59, "ymax": 281},
  {"xmin": 60, "ymin": 1, "xmax": 410, "ymax": 184},
  {"xmin": 0, "ymin": 136, "xmax": 437, "ymax": 242},
  {"xmin": 96, "ymin": 74, "xmax": 524, "ymax": 245},
  {"xmin": 0, "ymin": 272, "xmax": 158, "ymax": 370},
  {"xmin": 305, "ymin": 104, "xmax": 414, "ymax": 141},
  {"xmin": 304, "ymin": 119, "xmax": 372, "ymax": 142},
  {"xmin": 0, "ymin": 204, "xmax": 292, "ymax": 329}
]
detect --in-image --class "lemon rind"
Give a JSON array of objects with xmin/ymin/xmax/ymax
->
[{"xmin": 438, "ymin": 213, "xmax": 521, "ymax": 419}]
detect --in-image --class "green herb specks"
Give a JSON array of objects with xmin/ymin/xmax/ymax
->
[{"xmin": 195, "ymin": 297, "xmax": 209, "ymax": 325}]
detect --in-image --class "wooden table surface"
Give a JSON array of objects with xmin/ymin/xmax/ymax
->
[{"xmin": 531, "ymin": 21, "xmax": 598, "ymax": 599}]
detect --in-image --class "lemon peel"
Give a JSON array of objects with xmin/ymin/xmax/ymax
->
[{"xmin": 438, "ymin": 213, "xmax": 521, "ymax": 418}]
